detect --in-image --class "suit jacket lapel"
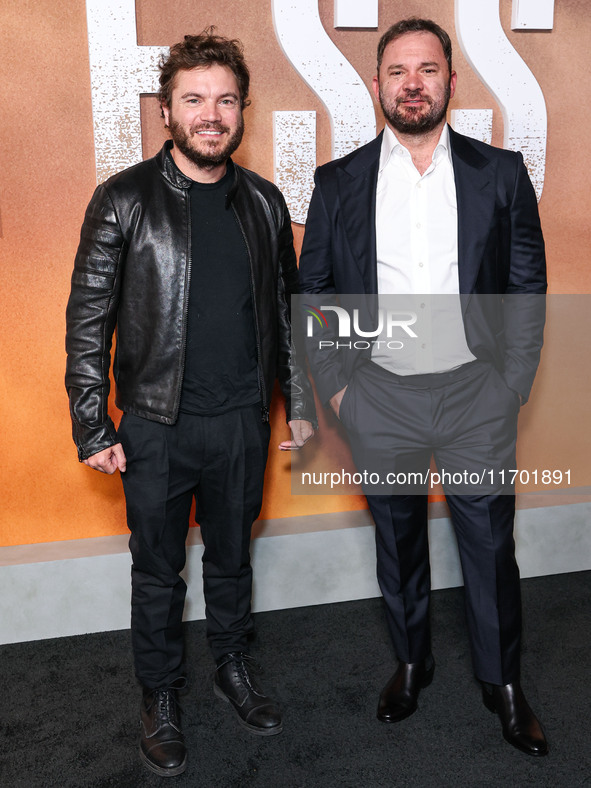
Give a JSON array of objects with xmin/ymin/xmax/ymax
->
[
  {"xmin": 333, "ymin": 128, "xmax": 497, "ymax": 297},
  {"xmin": 337, "ymin": 134, "xmax": 382, "ymax": 294},
  {"xmin": 449, "ymin": 127, "xmax": 497, "ymax": 296}
]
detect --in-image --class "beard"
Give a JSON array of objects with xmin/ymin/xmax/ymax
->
[
  {"xmin": 379, "ymin": 82, "xmax": 451, "ymax": 135},
  {"xmin": 168, "ymin": 116, "xmax": 244, "ymax": 169}
]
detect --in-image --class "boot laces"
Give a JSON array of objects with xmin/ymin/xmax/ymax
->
[{"xmin": 219, "ymin": 652, "xmax": 262, "ymax": 692}]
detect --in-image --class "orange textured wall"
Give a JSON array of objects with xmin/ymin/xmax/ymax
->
[{"xmin": 0, "ymin": 0, "xmax": 589, "ymax": 546}]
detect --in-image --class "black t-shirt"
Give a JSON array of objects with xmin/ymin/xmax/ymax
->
[{"xmin": 179, "ymin": 161, "xmax": 260, "ymax": 415}]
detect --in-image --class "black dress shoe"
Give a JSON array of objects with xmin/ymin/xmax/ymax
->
[
  {"xmin": 377, "ymin": 656, "xmax": 435, "ymax": 723},
  {"xmin": 139, "ymin": 681, "xmax": 187, "ymax": 776},
  {"xmin": 482, "ymin": 681, "xmax": 548, "ymax": 756},
  {"xmin": 214, "ymin": 652, "xmax": 283, "ymax": 735}
]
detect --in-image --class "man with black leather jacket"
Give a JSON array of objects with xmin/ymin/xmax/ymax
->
[{"xmin": 65, "ymin": 30, "xmax": 315, "ymax": 778}]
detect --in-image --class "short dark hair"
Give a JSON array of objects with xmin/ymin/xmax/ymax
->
[
  {"xmin": 158, "ymin": 27, "xmax": 250, "ymax": 111},
  {"xmin": 377, "ymin": 18, "xmax": 452, "ymax": 76}
]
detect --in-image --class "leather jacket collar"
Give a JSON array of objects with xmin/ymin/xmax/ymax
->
[{"xmin": 158, "ymin": 140, "xmax": 240, "ymax": 208}]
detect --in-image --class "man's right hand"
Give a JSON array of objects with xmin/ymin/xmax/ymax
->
[
  {"xmin": 329, "ymin": 385, "xmax": 348, "ymax": 419},
  {"xmin": 83, "ymin": 443, "xmax": 127, "ymax": 474}
]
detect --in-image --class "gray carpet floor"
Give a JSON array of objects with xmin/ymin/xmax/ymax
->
[{"xmin": 1, "ymin": 571, "xmax": 589, "ymax": 787}]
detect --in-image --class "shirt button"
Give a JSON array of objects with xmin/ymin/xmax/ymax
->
[
  {"xmin": 416, "ymin": 223, "xmax": 421, "ymax": 228},
  {"xmin": 418, "ymin": 262, "xmax": 424, "ymax": 268}
]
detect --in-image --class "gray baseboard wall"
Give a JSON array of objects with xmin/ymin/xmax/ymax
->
[{"xmin": 1, "ymin": 500, "xmax": 590, "ymax": 646}]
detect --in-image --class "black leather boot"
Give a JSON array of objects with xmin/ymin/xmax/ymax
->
[
  {"xmin": 377, "ymin": 656, "xmax": 435, "ymax": 723},
  {"xmin": 214, "ymin": 652, "xmax": 283, "ymax": 735},
  {"xmin": 139, "ymin": 680, "xmax": 187, "ymax": 776},
  {"xmin": 482, "ymin": 681, "xmax": 548, "ymax": 756}
]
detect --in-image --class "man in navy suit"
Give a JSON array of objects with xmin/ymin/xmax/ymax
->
[{"xmin": 299, "ymin": 18, "xmax": 547, "ymax": 755}]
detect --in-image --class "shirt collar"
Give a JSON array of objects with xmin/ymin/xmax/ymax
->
[{"xmin": 379, "ymin": 123, "xmax": 451, "ymax": 173}]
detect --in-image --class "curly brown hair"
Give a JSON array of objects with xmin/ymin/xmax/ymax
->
[{"xmin": 158, "ymin": 28, "xmax": 251, "ymax": 112}]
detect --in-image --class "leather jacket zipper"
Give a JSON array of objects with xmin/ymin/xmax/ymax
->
[
  {"xmin": 174, "ymin": 188, "xmax": 192, "ymax": 420},
  {"xmin": 231, "ymin": 205, "xmax": 269, "ymax": 421}
]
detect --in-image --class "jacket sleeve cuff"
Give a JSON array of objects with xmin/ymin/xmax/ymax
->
[{"xmin": 74, "ymin": 420, "xmax": 118, "ymax": 461}]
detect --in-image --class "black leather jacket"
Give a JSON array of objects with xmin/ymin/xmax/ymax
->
[{"xmin": 66, "ymin": 142, "xmax": 315, "ymax": 461}]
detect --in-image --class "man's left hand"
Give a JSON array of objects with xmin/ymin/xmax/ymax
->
[{"xmin": 279, "ymin": 420, "xmax": 315, "ymax": 451}]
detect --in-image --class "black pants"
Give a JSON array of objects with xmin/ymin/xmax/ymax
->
[
  {"xmin": 117, "ymin": 406, "xmax": 270, "ymax": 689},
  {"xmin": 340, "ymin": 360, "xmax": 522, "ymax": 685}
]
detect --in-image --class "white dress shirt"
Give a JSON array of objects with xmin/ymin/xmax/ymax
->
[{"xmin": 372, "ymin": 124, "xmax": 475, "ymax": 375}]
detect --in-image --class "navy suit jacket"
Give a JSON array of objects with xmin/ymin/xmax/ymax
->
[{"xmin": 298, "ymin": 126, "xmax": 547, "ymax": 405}]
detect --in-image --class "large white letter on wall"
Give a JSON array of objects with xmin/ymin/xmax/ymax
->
[
  {"xmin": 272, "ymin": 0, "xmax": 376, "ymax": 223},
  {"xmin": 334, "ymin": 0, "xmax": 378, "ymax": 29},
  {"xmin": 455, "ymin": 0, "xmax": 549, "ymax": 199},
  {"xmin": 86, "ymin": 0, "xmax": 168, "ymax": 183},
  {"xmin": 450, "ymin": 109, "xmax": 493, "ymax": 145},
  {"xmin": 273, "ymin": 112, "xmax": 317, "ymax": 225},
  {"xmin": 511, "ymin": 0, "xmax": 554, "ymax": 30}
]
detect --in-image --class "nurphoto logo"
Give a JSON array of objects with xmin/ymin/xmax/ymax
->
[{"xmin": 303, "ymin": 303, "xmax": 418, "ymax": 351}]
